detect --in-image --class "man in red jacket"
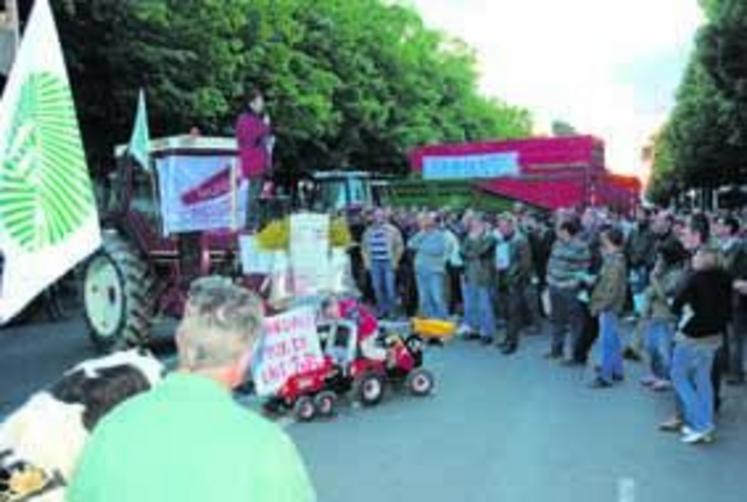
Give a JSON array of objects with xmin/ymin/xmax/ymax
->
[{"xmin": 235, "ymin": 88, "xmax": 273, "ymax": 231}]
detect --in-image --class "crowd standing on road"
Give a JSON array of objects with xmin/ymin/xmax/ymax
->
[{"xmin": 355, "ymin": 202, "xmax": 747, "ymax": 445}]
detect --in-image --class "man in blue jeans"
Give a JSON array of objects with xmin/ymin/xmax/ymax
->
[
  {"xmin": 408, "ymin": 212, "xmax": 450, "ymax": 319},
  {"xmin": 362, "ymin": 209, "xmax": 404, "ymax": 319},
  {"xmin": 460, "ymin": 214, "xmax": 498, "ymax": 344}
]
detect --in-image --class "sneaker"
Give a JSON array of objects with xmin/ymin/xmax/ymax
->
[
  {"xmin": 480, "ymin": 337, "xmax": 494, "ymax": 346},
  {"xmin": 651, "ymin": 379, "xmax": 672, "ymax": 392},
  {"xmin": 456, "ymin": 324, "xmax": 473, "ymax": 337},
  {"xmin": 640, "ymin": 375, "xmax": 657, "ymax": 387},
  {"xmin": 588, "ymin": 377, "xmax": 613, "ymax": 388},
  {"xmin": 681, "ymin": 429, "xmax": 715, "ymax": 445},
  {"xmin": 612, "ymin": 373, "xmax": 625, "ymax": 382},
  {"xmin": 501, "ymin": 344, "xmax": 518, "ymax": 355},
  {"xmin": 659, "ymin": 416, "xmax": 684, "ymax": 432}
]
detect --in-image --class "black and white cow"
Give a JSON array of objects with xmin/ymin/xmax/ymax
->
[{"xmin": 0, "ymin": 349, "xmax": 164, "ymax": 501}]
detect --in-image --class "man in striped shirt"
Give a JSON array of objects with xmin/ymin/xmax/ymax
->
[
  {"xmin": 362, "ymin": 208, "xmax": 404, "ymax": 319},
  {"xmin": 545, "ymin": 216, "xmax": 591, "ymax": 362}
]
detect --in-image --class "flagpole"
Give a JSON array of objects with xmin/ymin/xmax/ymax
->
[{"xmin": 8, "ymin": 0, "xmax": 19, "ymax": 54}]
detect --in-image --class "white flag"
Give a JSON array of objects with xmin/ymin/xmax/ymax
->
[{"xmin": 0, "ymin": 0, "xmax": 101, "ymax": 323}]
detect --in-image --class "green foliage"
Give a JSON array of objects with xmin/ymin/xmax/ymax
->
[
  {"xmin": 551, "ymin": 120, "xmax": 577, "ymax": 137},
  {"xmin": 649, "ymin": 0, "xmax": 747, "ymax": 199},
  {"xmin": 51, "ymin": 0, "xmax": 532, "ymax": 178}
]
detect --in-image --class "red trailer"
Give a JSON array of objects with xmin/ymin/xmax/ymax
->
[{"xmin": 409, "ymin": 136, "xmax": 640, "ymax": 213}]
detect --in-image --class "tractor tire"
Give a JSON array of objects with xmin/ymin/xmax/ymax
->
[
  {"xmin": 353, "ymin": 373, "xmax": 385, "ymax": 407},
  {"xmin": 406, "ymin": 368, "xmax": 435, "ymax": 397},
  {"xmin": 313, "ymin": 391, "xmax": 337, "ymax": 418},
  {"xmin": 292, "ymin": 396, "xmax": 316, "ymax": 422},
  {"xmin": 83, "ymin": 230, "xmax": 155, "ymax": 352}
]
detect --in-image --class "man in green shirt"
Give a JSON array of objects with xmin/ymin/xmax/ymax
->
[{"xmin": 68, "ymin": 277, "xmax": 316, "ymax": 502}]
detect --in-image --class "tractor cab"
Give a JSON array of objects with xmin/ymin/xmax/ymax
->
[{"xmin": 310, "ymin": 171, "xmax": 374, "ymax": 212}]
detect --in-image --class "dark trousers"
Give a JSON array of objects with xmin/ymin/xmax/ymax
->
[
  {"xmin": 504, "ymin": 282, "xmax": 531, "ymax": 347},
  {"xmin": 574, "ymin": 308, "xmax": 599, "ymax": 363},
  {"xmin": 549, "ymin": 286, "xmax": 586, "ymax": 357},
  {"xmin": 446, "ymin": 264, "xmax": 463, "ymax": 315}
]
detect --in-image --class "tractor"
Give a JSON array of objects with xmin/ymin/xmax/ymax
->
[{"xmin": 82, "ymin": 135, "xmax": 260, "ymax": 351}]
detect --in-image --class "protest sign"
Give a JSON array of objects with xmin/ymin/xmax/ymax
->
[
  {"xmin": 238, "ymin": 235, "xmax": 274, "ymax": 274},
  {"xmin": 252, "ymin": 307, "xmax": 325, "ymax": 397},
  {"xmin": 290, "ymin": 213, "xmax": 330, "ymax": 295}
]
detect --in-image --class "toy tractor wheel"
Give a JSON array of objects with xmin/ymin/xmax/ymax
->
[
  {"xmin": 406, "ymin": 368, "xmax": 435, "ymax": 397},
  {"xmin": 292, "ymin": 396, "xmax": 316, "ymax": 422},
  {"xmin": 83, "ymin": 231, "xmax": 154, "ymax": 352},
  {"xmin": 354, "ymin": 373, "xmax": 385, "ymax": 407},
  {"xmin": 313, "ymin": 391, "xmax": 337, "ymax": 418}
]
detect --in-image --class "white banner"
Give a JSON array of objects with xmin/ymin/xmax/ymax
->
[
  {"xmin": 0, "ymin": 0, "xmax": 101, "ymax": 323},
  {"xmin": 156, "ymin": 155, "xmax": 247, "ymax": 235},
  {"xmin": 423, "ymin": 152, "xmax": 520, "ymax": 180},
  {"xmin": 290, "ymin": 213, "xmax": 330, "ymax": 296},
  {"xmin": 251, "ymin": 307, "xmax": 326, "ymax": 397},
  {"xmin": 238, "ymin": 235, "xmax": 274, "ymax": 274}
]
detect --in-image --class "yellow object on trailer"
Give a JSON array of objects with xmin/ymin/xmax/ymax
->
[{"xmin": 411, "ymin": 318, "xmax": 456, "ymax": 340}]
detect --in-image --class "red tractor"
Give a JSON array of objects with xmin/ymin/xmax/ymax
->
[{"xmin": 81, "ymin": 136, "xmax": 265, "ymax": 351}]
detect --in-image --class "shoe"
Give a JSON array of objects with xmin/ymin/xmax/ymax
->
[
  {"xmin": 681, "ymin": 429, "xmax": 715, "ymax": 445},
  {"xmin": 588, "ymin": 377, "xmax": 612, "ymax": 388},
  {"xmin": 456, "ymin": 324, "xmax": 473, "ymax": 337},
  {"xmin": 544, "ymin": 351, "xmax": 562, "ymax": 360},
  {"xmin": 496, "ymin": 339, "xmax": 509, "ymax": 349},
  {"xmin": 501, "ymin": 344, "xmax": 518, "ymax": 355},
  {"xmin": 560, "ymin": 358, "xmax": 584, "ymax": 367},
  {"xmin": 480, "ymin": 337, "xmax": 494, "ymax": 346},
  {"xmin": 464, "ymin": 332, "xmax": 481, "ymax": 341},
  {"xmin": 659, "ymin": 416, "xmax": 684, "ymax": 432},
  {"xmin": 651, "ymin": 379, "xmax": 672, "ymax": 391},
  {"xmin": 726, "ymin": 376, "xmax": 745, "ymax": 387},
  {"xmin": 612, "ymin": 373, "xmax": 625, "ymax": 382},
  {"xmin": 640, "ymin": 375, "xmax": 657, "ymax": 387},
  {"xmin": 622, "ymin": 347, "xmax": 642, "ymax": 362}
]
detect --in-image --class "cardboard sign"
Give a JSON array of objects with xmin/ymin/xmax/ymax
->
[
  {"xmin": 290, "ymin": 213, "xmax": 330, "ymax": 295},
  {"xmin": 238, "ymin": 235, "xmax": 274, "ymax": 274},
  {"xmin": 251, "ymin": 308, "xmax": 325, "ymax": 397}
]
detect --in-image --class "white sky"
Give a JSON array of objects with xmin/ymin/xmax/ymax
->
[{"xmin": 409, "ymin": 0, "xmax": 704, "ymax": 179}]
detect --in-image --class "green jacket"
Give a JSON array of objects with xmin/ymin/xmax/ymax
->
[
  {"xmin": 68, "ymin": 373, "xmax": 315, "ymax": 502},
  {"xmin": 503, "ymin": 231, "xmax": 533, "ymax": 288},
  {"xmin": 590, "ymin": 251, "xmax": 627, "ymax": 316},
  {"xmin": 461, "ymin": 232, "xmax": 496, "ymax": 287},
  {"xmin": 644, "ymin": 264, "xmax": 685, "ymax": 320}
]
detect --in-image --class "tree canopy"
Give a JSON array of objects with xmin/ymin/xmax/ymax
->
[
  {"xmin": 648, "ymin": 0, "xmax": 747, "ymax": 203},
  {"xmin": 51, "ymin": 0, "xmax": 532, "ymax": 177}
]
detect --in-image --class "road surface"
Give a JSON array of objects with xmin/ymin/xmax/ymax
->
[{"xmin": 1, "ymin": 313, "xmax": 745, "ymax": 502}]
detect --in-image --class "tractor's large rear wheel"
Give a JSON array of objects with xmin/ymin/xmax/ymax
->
[{"xmin": 83, "ymin": 230, "xmax": 154, "ymax": 352}]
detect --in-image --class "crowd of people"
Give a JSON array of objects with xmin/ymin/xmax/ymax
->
[{"xmin": 355, "ymin": 202, "xmax": 747, "ymax": 444}]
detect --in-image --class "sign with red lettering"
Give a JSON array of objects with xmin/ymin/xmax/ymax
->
[{"xmin": 251, "ymin": 307, "xmax": 325, "ymax": 397}]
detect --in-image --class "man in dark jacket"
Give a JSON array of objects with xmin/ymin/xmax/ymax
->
[
  {"xmin": 497, "ymin": 212, "xmax": 534, "ymax": 354},
  {"xmin": 460, "ymin": 214, "xmax": 497, "ymax": 344}
]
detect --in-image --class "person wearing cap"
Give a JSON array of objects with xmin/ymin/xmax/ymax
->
[{"xmin": 496, "ymin": 212, "xmax": 534, "ymax": 355}]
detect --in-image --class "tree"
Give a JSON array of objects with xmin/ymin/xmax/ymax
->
[
  {"xmin": 51, "ymin": 0, "xmax": 532, "ymax": 178},
  {"xmin": 551, "ymin": 120, "xmax": 577, "ymax": 136}
]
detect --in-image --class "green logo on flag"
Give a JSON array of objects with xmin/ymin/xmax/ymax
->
[{"xmin": 0, "ymin": 71, "xmax": 94, "ymax": 251}]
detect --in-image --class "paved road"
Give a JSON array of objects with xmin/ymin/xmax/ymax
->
[{"xmin": 1, "ymin": 315, "xmax": 746, "ymax": 502}]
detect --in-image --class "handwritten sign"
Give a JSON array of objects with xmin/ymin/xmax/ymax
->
[
  {"xmin": 290, "ymin": 213, "xmax": 330, "ymax": 295},
  {"xmin": 423, "ymin": 152, "xmax": 520, "ymax": 180},
  {"xmin": 251, "ymin": 308, "xmax": 325, "ymax": 397}
]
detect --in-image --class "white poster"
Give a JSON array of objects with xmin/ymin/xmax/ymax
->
[
  {"xmin": 239, "ymin": 235, "xmax": 274, "ymax": 274},
  {"xmin": 0, "ymin": 0, "xmax": 101, "ymax": 323},
  {"xmin": 156, "ymin": 155, "xmax": 248, "ymax": 235},
  {"xmin": 251, "ymin": 307, "xmax": 326, "ymax": 397},
  {"xmin": 290, "ymin": 213, "xmax": 330, "ymax": 296}
]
